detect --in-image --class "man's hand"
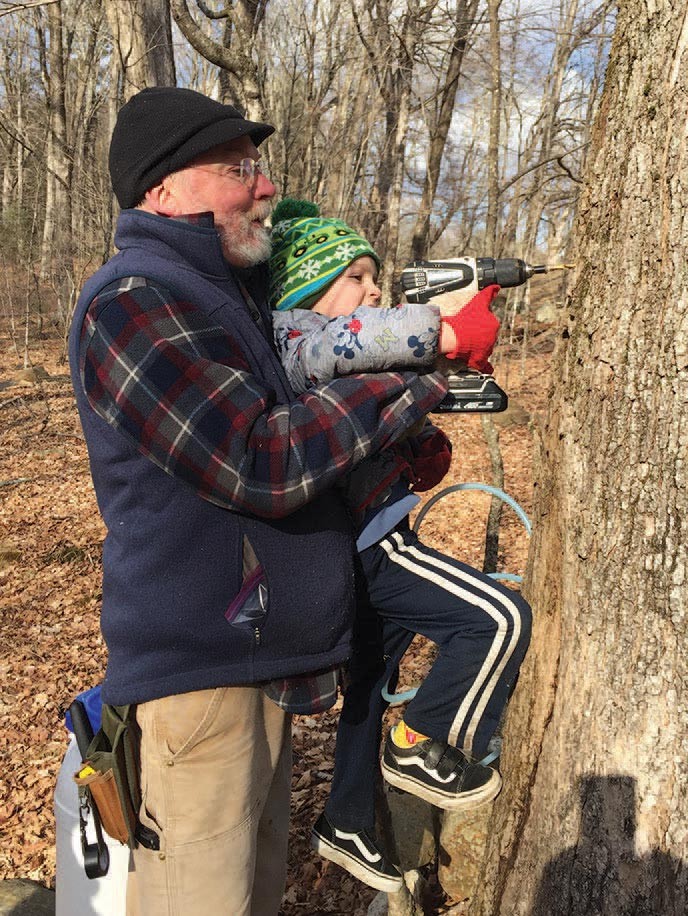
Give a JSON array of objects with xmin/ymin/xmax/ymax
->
[{"xmin": 437, "ymin": 285, "xmax": 500, "ymax": 374}]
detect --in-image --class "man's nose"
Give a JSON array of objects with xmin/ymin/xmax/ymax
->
[{"xmin": 254, "ymin": 173, "xmax": 276, "ymax": 199}]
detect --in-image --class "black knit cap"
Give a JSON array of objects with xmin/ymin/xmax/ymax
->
[{"xmin": 109, "ymin": 86, "xmax": 275, "ymax": 209}]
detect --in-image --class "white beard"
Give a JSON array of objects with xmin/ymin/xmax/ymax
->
[{"xmin": 219, "ymin": 202, "xmax": 273, "ymax": 266}]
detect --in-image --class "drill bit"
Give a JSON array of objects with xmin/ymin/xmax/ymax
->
[{"xmin": 529, "ymin": 263, "xmax": 575, "ymax": 275}]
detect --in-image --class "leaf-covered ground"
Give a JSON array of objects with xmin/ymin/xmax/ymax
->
[{"xmin": 0, "ymin": 326, "xmax": 553, "ymax": 915}]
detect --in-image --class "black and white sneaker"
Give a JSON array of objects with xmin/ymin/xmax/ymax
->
[
  {"xmin": 381, "ymin": 733, "xmax": 502, "ymax": 810},
  {"xmin": 311, "ymin": 812, "xmax": 403, "ymax": 893}
]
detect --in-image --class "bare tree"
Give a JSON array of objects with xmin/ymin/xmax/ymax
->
[
  {"xmin": 484, "ymin": 0, "xmax": 501, "ymax": 250},
  {"xmin": 261, "ymin": 0, "xmax": 360, "ymax": 204},
  {"xmin": 409, "ymin": 0, "xmax": 480, "ymax": 259},
  {"xmin": 170, "ymin": 0, "xmax": 268, "ymax": 119},
  {"xmin": 105, "ymin": 0, "xmax": 176, "ymax": 100},
  {"xmin": 471, "ymin": 0, "xmax": 688, "ymax": 912},
  {"xmin": 37, "ymin": 0, "xmax": 71, "ymax": 277},
  {"xmin": 351, "ymin": 0, "xmax": 440, "ymax": 300}
]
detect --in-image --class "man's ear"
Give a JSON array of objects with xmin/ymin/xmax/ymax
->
[{"xmin": 140, "ymin": 177, "xmax": 181, "ymax": 216}]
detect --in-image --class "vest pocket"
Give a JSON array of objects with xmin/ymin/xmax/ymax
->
[{"xmin": 225, "ymin": 536, "xmax": 268, "ymax": 636}]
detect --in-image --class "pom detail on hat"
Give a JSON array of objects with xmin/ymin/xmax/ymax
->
[{"xmin": 272, "ymin": 198, "xmax": 320, "ymax": 224}]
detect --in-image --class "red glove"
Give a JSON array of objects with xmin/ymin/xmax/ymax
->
[
  {"xmin": 440, "ymin": 284, "xmax": 500, "ymax": 374},
  {"xmin": 410, "ymin": 429, "xmax": 452, "ymax": 492}
]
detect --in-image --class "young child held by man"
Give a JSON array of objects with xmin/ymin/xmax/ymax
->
[{"xmin": 269, "ymin": 199, "xmax": 532, "ymax": 893}]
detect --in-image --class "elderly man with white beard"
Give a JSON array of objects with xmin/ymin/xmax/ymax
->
[{"xmin": 68, "ymin": 87, "xmax": 449, "ymax": 916}]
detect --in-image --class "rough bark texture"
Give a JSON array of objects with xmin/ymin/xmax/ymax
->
[
  {"xmin": 106, "ymin": 0, "xmax": 176, "ymax": 98},
  {"xmin": 471, "ymin": 3, "xmax": 688, "ymax": 914}
]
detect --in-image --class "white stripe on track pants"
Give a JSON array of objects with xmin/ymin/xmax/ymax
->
[{"xmin": 325, "ymin": 522, "xmax": 532, "ymax": 832}]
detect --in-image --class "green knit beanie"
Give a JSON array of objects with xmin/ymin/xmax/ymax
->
[{"xmin": 269, "ymin": 198, "xmax": 380, "ymax": 311}]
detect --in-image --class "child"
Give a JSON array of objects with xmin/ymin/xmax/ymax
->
[{"xmin": 270, "ymin": 199, "xmax": 532, "ymax": 893}]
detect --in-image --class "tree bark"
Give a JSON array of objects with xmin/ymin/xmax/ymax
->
[
  {"xmin": 470, "ymin": 2, "xmax": 688, "ymax": 914},
  {"xmin": 105, "ymin": 0, "xmax": 176, "ymax": 99}
]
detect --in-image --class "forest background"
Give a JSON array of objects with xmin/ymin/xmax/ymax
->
[
  {"xmin": 0, "ymin": 0, "xmax": 614, "ymax": 344},
  {"xmin": 13, "ymin": 2, "xmax": 684, "ymax": 916}
]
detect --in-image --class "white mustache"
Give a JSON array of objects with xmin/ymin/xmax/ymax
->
[{"xmin": 247, "ymin": 202, "xmax": 273, "ymax": 223}]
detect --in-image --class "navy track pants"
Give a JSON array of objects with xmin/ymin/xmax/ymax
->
[{"xmin": 324, "ymin": 522, "xmax": 532, "ymax": 831}]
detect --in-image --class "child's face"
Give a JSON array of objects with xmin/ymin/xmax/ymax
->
[{"xmin": 312, "ymin": 256, "xmax": 381, "ymax": 318}]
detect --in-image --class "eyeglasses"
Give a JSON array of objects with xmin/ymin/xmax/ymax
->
[
  {"xmin": 195, "ymin": 158, "xmax": 270, "ymax": 190},
  {"xmin": 236, "ymin": 158, "xmax": 269, "ymax": 188}
]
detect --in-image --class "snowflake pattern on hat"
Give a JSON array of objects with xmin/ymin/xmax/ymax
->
[
  {"xmin": 333, "ymin": 242, "xmax": 358, "ymax": 263},
  {"xmin": 296, "ymin": 260, "xmax": 322, "ymax": 280},
  {"xmin": 269, "ymin": 199, "xmax": 379, "ymax": 312}
]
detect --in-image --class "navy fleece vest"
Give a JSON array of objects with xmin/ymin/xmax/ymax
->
[{"xmin": 69, "ymin": 210, "xmax": 355, "ymax": 705}]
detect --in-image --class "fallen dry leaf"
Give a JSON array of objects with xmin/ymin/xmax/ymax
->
[{"xmin": 1, "ymin": 328, "xmax": 549, "ymax": 914}]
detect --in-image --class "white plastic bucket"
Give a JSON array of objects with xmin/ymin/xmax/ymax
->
[{"xmin": 54, "ymin": 733, "xmax": 129, "ymax": 916}]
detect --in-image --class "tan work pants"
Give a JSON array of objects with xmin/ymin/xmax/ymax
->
[{"xmin": 126, "ymin": 686, "xmax": 291, "ymax": 916}]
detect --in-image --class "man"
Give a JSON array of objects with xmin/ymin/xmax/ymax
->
[{"xmin": 68, "ymin": 87, "xmax": 455, "ymax": 915}]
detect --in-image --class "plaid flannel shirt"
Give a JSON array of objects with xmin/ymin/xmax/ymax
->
[
  {"xmin": 262, "ymin": 667, "xmax": 340, "ymax": 715},
  {"xmin": 77, "ymin": 218, "xmax": 447, "ymax": 712},
  {"xmin": 79, "ymin": 270, "xmax": 447, "ymax": 520}
]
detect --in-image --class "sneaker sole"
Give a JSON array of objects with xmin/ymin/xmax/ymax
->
[
  {"xmin": 311, "ymin": 831, "xmax": 403, "ymax": 893},
  {"xmin": 381, "ymin": 759, "xmax": 502, "ymax": 811}
]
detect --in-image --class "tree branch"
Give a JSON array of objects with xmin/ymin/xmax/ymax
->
[
  {"xmin": 0, "ymin": 110, "xmax": 34, "ymax": 154},
  {"xmin": 196, "ymin": 0, "xmax": 230, "ymax": 20},
  {"xmin": 498, "ymin": 142, "xmax": 588, "ymax": 195},
  {"xmin": 170, "ymin": 0, "xmax": 239, "ymax": 76},
  {"xmin": 556, "ymin": 155, "xmax": 582, "ymax": 184},
  {"xmin": 0, "ymin": 0, "xmax": 59, "ymax": 18}
]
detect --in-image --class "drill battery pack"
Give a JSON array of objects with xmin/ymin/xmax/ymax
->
[{"xmin": 433, "ymin": 372, "xmax": 508, "ymax": 413}]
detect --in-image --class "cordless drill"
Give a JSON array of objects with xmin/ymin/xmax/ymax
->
[{"xmin": 400, "ymin": 257, "xmax": 571, "ymax": 413}]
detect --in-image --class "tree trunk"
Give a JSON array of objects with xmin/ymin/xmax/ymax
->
[
  {"xmin": 480, "ymin": 0, "xmax": 505, "ymax": 576},
  {"xmin": 380, "ymin": 80, "xmax": 411, "ymax": 305},
  {"xmin": 409, "ymin": 0, "xmax": 477, "ymax": 259},
  {"xmin": 16, "ymin": 93, "xmax": 24, "ymax": 217},
  {"xmin": 105, "ymin": 0, "xmax": 176, "ymax": 99},
  {"xmin": 39, "ymin": 0, "xmax": 72, "ymax": 277},
  {"xmin": 484, "ymin": 0, "xmax": 502, "ymax": 252},
  {"xmin": 470, "ymin": 3, "xmax": 688, "ymax": 914},
  {"xmin": 170, "ymin": 0, "xmax": 267, "ymax": 121}
]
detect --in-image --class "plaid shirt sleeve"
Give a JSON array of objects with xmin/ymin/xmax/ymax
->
[{"xmin": 79, "ymin": 278, "xmax": 448, "ymax": 519}]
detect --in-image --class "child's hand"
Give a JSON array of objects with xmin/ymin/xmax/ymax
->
[
  {"xmin": 438, "ymin": 285, "xmax": 500, "ymax": 374},
  {"xmin": 428, "ymin": 288, "xmax": 479, "ymax": 314},
  {"xmin": 434, "ymin": 354, "xmax": 468, "ymax": 376},
  {"xmin": 410, "ymin": 428, "xmax": 453, "ymax": 491}
]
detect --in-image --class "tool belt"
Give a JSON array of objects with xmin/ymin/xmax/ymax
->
[
  {"xmin": 73, "ymin": 704, "xmax": 139, "ymax": 847},
  {"xmin": 72, "ymin": 703, "xmax": 158, "ymax": 854}
]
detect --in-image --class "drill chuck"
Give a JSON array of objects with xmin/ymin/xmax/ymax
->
[{"xmin": 477, "ymin": 258, "xmax": 534, "ymax": 288}]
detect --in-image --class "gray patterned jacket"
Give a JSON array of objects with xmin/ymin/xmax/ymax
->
[{"xmin": 273, "ymin": 303, "xmax": 449, "ymax": 536}]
